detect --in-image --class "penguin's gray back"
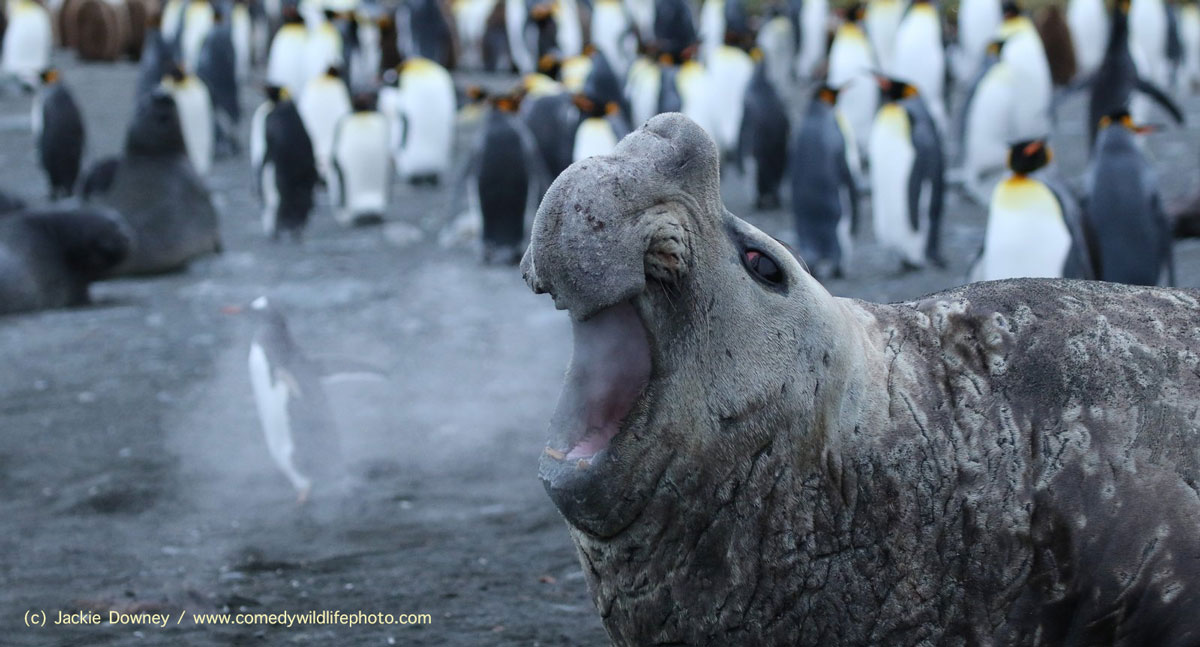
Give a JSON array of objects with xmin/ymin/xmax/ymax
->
[
  {"xmin": 198, "ymin": 22, "xmax": 240, "ymax": 122},
  {"xmin": 478, "ymin": 109, "xmax": 532, "ymax": 257},
  {"xmin": 265, "ymin": 100, "xmax": 318, "ymax": 235},
  {"xmin": 40, "ymin": 84, "xmax": 85, "ymax": 196},
  {"xmin": 791, "ymin": 99, "xmax": 851, "ymax": 262}
]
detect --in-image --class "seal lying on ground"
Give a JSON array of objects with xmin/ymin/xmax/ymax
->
[
  {"xmin": 521, "ymin": 113, "xmax": 1200, "ymax": 646},
  {"xmin": 0, "ymin": 207, "xmax": 131, "ymax": 315}
]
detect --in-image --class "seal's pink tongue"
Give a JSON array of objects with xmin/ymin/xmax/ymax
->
[{"xmin": 550, "ymin": 301, "xmax": 652, "ymax": 460}]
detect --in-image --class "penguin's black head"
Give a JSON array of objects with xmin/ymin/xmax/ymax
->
[
  {"xmin": 351, "ymin": 92, "xmax": 376, "ymax": 112},
  {"xmin": 164, "ymin": 63, "xmax": 186, "ymax": 84},
  {"xmin": 1007, "ymin": 139, "xmax": 1052, "ymax": 175},
  {"xmin": 491, "ymin": 91, "xmax": 522, "ymax": 113},
  {"xmin": 265, "ymin": 84, "xmax": 287, "ymax": 103},
  {"xmin": 39, "ymin": 68, "xmax": 60, "ymax": 85},
  {"xmin": 325, "ymin": 65, "xmax": 342, "ymax": 79},
  {"xmin": 986, "ymin": 38, "xmax": 1006, "ymax": 57},
  {"xmin": 1002, "ymin": 1, "xmax": 1021, "ymax": 19},
  {"xmin": 844, "ymin": 3, "xmax": 866, "ymax": 23},
  {"xmin": 572, "ymin": 93, "xmax": 620, "ymax": 118},
  {"xmin": 126, "ymin": 91, "xmax": 188, "ymax": 156},
  {"xmin": 530, "ymin": 2, "xmax": 554, "ymax": 23},
  {"xmin": 538, "ymin": 53, "xmax": 562, "ymax": 79},
  {"xmin": 875, "ymin": 76, "xmax": 918, "ymax": 102},
  {"xmin": 813, "ymin": 84, "xmax": 840, "ymax": 105},
  {"xmin": 282, "ymin": 5, "xmax": 303, "ymax": 22},
  {"xmin": 323, "ymin": 8, "xmax": 337, "ymax": 20}
]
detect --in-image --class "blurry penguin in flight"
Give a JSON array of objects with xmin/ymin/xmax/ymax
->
[
  {"xmin": 161, "ymin": 64, "xmax": 215, "ymax": 176},
  {"xmin": 197, "ymin": 8, "xmax": 241, "ymax": 157},
  {"xmin": 868, "ymin": 76, "xmax": 945, "ymax": 271},
  {"xmin": 1078, "ymin": 0, "xmax": 1183, "ymax": 144},
  {"xmin": 298, "ymin": 66, "xmax": 352, "ymax": 182},
  {"xmin": 33, "ymin": 68, "xmax": 85, "ymax": 200},
  {"xmin": 262, "ymin": 90, "xmax": 319, "ymax": 240},
  {"xmin": 330, "ymin": 93, "xmax": 392, "ymax": 226},
  {"xmin": 1, "ymin": 0, "xmax": 52, "ymax": 87},
  {"xmin": 791, "ymin": 84, "xmax": 858, "ymax": 280},
  {"xmin": 1083, "ymin": 109, "xmax": 1174, "ymax": 285},
  {"xmin": 740, "ymin": 57, "xmax": 790, "ymax": 211},
  {"xmin": 971, "ymin": 139, "xmax": 1095, "ymax": 281},
  {"xmin": 239, "ymin": 296, "xmax": 387, "ymax": 503},
  {"xmin": 455, "ymin": 90, "xmax": 546, "ymax": 265}
]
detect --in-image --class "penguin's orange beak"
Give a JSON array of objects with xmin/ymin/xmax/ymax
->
[{"xmin": 221, "ymin": 305, "xmax": 244, "ymax": 315}]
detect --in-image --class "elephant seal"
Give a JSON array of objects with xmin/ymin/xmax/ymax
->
[
  {"xmin": 0, "ymin": 207, "xmax": 131, "ymax": 315},
  {"xmin": 91, "ymin": 91, "xmax": 221, "ymax": 275},
  {"xmin": 521, "ymin": 113, "xmax": 1200, "ymax": 646}
]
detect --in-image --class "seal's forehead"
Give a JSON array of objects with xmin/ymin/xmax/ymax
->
[{"xmin": 540, "ymin": 113, "xmax": 722, "ymax": 220}]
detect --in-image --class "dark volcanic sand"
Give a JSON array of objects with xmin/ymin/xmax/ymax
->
[{"xmin": 2, "ymin": 52, "xmax": 1200, "ymax": 646}]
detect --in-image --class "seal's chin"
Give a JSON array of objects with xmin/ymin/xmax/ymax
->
[{"xmin": 544, "ymin": 301, "xmax": 652, "ymax": 466}]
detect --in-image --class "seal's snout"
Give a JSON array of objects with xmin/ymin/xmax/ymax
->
[{"xmin": 522, "ymin": 113, "xmax": 720, "ymax": 319}]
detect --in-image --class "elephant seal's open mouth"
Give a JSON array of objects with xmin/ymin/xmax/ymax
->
[{"xmin": 540, "ymin": 301, "xmax": 652, "ymax": 476}]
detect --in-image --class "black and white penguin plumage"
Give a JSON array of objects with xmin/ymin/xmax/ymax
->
[
  {"xmin": 244, "ymin": 296, "xmax": 343, "ymax": 502},
  {"xmin": 33, "ymin": 68, "xmax": 86, "ymax": 200},
  {"xmin": 389, "ymin": 56, "xmax": 456, "ymax": 185},
  {"xmin": 892, "ymin": 0, "xmax": 948, "ymax": 131},
  {"xmin": 740, "ymin": 60, "xmax": 790, "ymax": 210},
  {"xmin": 826, "ymin": 3, "xmax": 876, "ymax": 159},
  {"xmin": 180, "ymin": 0, "xmax": 216, "ymax": 75},
  {"xmin": 791, "ymin": 85, "xmax": 858, "ymax": 279},
  {"xmin": 571, "ymin": 93, "xmax": 628, "ymax": 162},
  {"xmin": 1, "ymin": 0, "xmax": 52, "ymax": 86},
  {"xmin": 266, "ymin": 8, "xmax": 309, "ymax": 97},
  {"xmin": 1086, "ymin": 0, "xmax": 1183, "ymax": 144},
  {"xmin": 959, "ymin": 40, "xmax": 1018, "ymax": 203},
  {"xmin": 298, "ymin": 65, "xmax": 352, "ymax": 182},
  {"xmin": 1083, "ymin": 109, "xmax": 1174, "ymax": 285},
  {"xmin": 330, "ymin": 93, "xmax": 391, "ymax": 226},
  {"xmin": 161, "ymin": 64, "xmax": 215, "ymax": 176},
  {"xmin": 519, "ymin": 57, "xmax": 578, "ymax": 181},
  {"xmin": 197, "ymin": 8, "xmax": 240, "ymax": 157},
  {"xmin": 654, "ymin": 0, "xmax": 698, "ymax": 61},
  {"xmin": 0, "ymin": 206, "xmax": 131, "ymax": 315},
  {"xmin": 400, "ymin": 0, "xmax": 458, "ymax": 69},
  {"xmin": 263, "ymin": 95, "xmax": 319, "ymax": 240},
  {"xmin": 971, "ymin": 139, "xmax": 1095, "ymax": 281},
  {"xmin": 461, "ymin": 91, "xmax": 546, "ymax": 264},
  {"xmin": 867, "ymin": 76, "xmax": 946, "ymax": 270},
  {"xmin": 90, "ymin": 91, "xmax": 221, "ymax": 275},
  {"xmin": 249, "ymin": 85, "xmax": 283, "ymax": 197}
]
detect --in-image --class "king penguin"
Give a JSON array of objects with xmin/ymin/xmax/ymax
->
[
  {"xmin": 695, "ymin": 38, "xmax": 754, "ymax": 159},
  {"xmin": 959, "ymin": 39, "xmax": 1018, "ymax": 203},
  {"xmin": 304, "ymin": 10, "xmax": 345, "ymax": 87},
  {"xmin": 402, "ymin": 0, "xmax": 458, "ymax": 69},
  {"xmin": 505, "ymin": 0, "xmax": 536, "ymax": 73},
  {"xmin": 197, "ymin": 9, "xmax": 240, "ymax": 157},
  {"xmin": 957, "ymin": 0, "xmax": 1003, "ymax": 82},
  {"xmin": 180, "ymin": 0, "xmax": 216, "ymax": 75},
  {"xmin": 571, "ymin": 94, "xmax": 627, "ymax": 162},
  {"xmin": 1, "ymin": 0, "xmax": 52, "ymax": 87},
  {"xmin": 161, "ymin": 64, "xmax": 215, "ymax": 176},
  {"xmin": 266, "ymin": 7, "xmax": 309, "ymax": 97},
  {"xmin": 866, "ymin": 0, "xmax": 904, "ymax": 72},
  {"xmin": 262, "ymin": 91, "xmax": 319, "ymax": 240},
  {"xmin": 625, "ymin": 47, "xmax": 661, "ymax": 128},
  {"xmin": 755, "ymin": 8, "xmax": 795, "ymax": 94},
  {"xmin": 33, "ymin": 68, "xmax": 85, "ymax": 200},
  {"xmin": 1085, "ymin": 0, "xmax": 1183, "ymax": 144},
  {"xmin": 826, "ymin": 4, "xmax": 876, "ymax": 161},
  {"xmin": 868, "ymin": 76, "xmax": 945, "ymax": 270},
  {"xmin": 391, "ymin": 56, "xmax": 456, "ymax": 185},
  {"xmin": 892, "ymin": 0, "xmax": 948, "ymax": 132},
  {"xmin": 591, "ymin": 0, "xmax": 634, "ymax": 75},
  {"xmin": 520, "ymin": 56, "xmax": 578, "ymax": 179},
  {"xmin": 995, "ymin": 3, "xmax": 1053, "ymax": 140},
  {"xmin": 791, "ymin": 84, "xmax": 858, "ymax": 279},
  {"xmin": 795, "ymin": 0, "xmax": 829, "ymax": 78},
  {"xmin": 972, "ymin": 139, "xmax": 1094, "ymax": 281},
  {"xmin": 249, "ymin": 85, "xmax": 284, "ymax": 199},
  {"xmin": 740, "ymin": 59, "xmax": 790, "ymax": 210},
  {"xmin": 242, "ymin": 296, "xmax": 384, "ymax": 503},
  {"xmin": 298, "ymin": 66, "xmax": 352, "ymax": 182},
  {"xmin": 330, "ymin": 93, "xmax": 391, "ymax": 226},
  {"xmin": 1083, "ymin": 109, "xmax": 1174, "ymax": 285}
]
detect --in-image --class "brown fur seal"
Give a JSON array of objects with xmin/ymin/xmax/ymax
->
[
  {"xmin": 1035, "ymin": 5, "xmax": 1077, "ymax": 86},
  {"xmin": 522, "ymin": 113, "xmax": 1200, "ymax": 646}
]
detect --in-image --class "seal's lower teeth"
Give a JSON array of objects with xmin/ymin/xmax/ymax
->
[
  {"xmin": 576, "ymin": 459, "xmax": 590, "ymax": 470},
  {"xmin": 545, "ymin": 447, "xmax": 565, "ymax": 460}
]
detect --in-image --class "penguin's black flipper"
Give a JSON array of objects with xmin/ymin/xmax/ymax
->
[
  {"xmin": 1134, "ymin": 76, "xmax": 1185, "ymax": 124},
  {"xmin": 1042, "ymin": 173, "xmax": 1096, "ymax": 280},
  {"xmin": 836, "ymin": 128, "xmax": 860, "ymax": 236},
  {"xmin": 907, "ymin": 101, "xmax": 946, "ymax": 266},
  {"xmin": 1151, "ymin": 192, "xmax": 1177, "ymax": 286}
]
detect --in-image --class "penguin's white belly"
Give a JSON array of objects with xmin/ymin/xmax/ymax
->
[
  {"xmin": 1, "ymin": 3, "xmax": 51, "ymax": 81},
  {"xmin": 756, "ymin": 16, "xmax": 795, "ymax": 93},
  {"xmin": 555, "ymin": 0, "xmax": 583, "ymax": 58},
  {"xmin": 698, "ymin": 0, "xmax": 725, "ymax": 62},
  {"xmin": 396, "ymin": 66, "xmax": 455, "ymax": 177},
  {"xmin": 162, "ymin": 0, "xmax": 185, "ymax": 39},
  {"xmin": 1067, "ymin": 0, "xmax": 1108, "ymax": 77},
  {"xmin": 957, "ymin": 0, "xmax": 1001, "ymax": 77},
  {"xmin": 573, "ymin": 118, "xmax": 619, "ymax": 162},
  {"xmin": 30, "ymin": 91, "xmax": 42, "ymax": 139},
  {"xmin": 893, "ymin": 12, "xmax": 945, "ymax": 114},
  {"xmin": 333, "ymin": 114, "xmax": 391, "ymax": 223},
  {"xmin": 248, "ymin": 344, "xmax": 308, "ymax": 492},
  {"xmin": 267, "ymin": 28, "xmax": 309, "ymax": 96},
  {"xmin": 964, "ymin": 64, "xmax": 1016, "ymax": 188},
  {"xmin": 1130, "ymin": 0, "xmax": 1168, "ymax": 84},
  {"xmin": 866, "ymin": 0, "xmax": 903, "ymax": 72},
  {"xmin": 505, "ymin": 0, "xmax": 534, "ymax": 73},
  {"xmin": 298, "ymin": 80, "xmax": 352, "ymax": 179},
  {"xmin": 592, "ymin": 3, "xmax": 630, "ymax": 73},
  {"xmin": 260, "ymin": 162, "xmax": 280, "ymax": 233},
  {"xmin": 705, "ymin": 47, "xmax": 754, "ymax": 153},
  {"xmin": 869, "ymin": 110, "xmax": 925, "ymax": 264},
  {"xmin": 1001, "ymin": 31, "xmax": 1052, "ymax": 138},
  {"xmin": 304, "ymin": 25, "xmax": 343, "ymax": 86},
  {"xmin": 982, "ymin": 182, "xmax": 1071, "ymax": 280},
  {"xmin": 232, "ymin": 6, "xmax": 252, "ymax": 81},
  {"xmin": 249, "ymin": 102, "xmax": 270, "ymax": 173},
  {"xmin": 172, "ymin": 82, "xmax": 214, "ymax": 176},
  {"xmin": 828, "ymin": 31, "xmax": 876, "ymax": 153},
  {"xmin": 678, "ymin": 63, "xmax": 710, "ymax": 135},
  {"xmin": 797, "ymin": 0, "xmax": 828, "ymax": 76},
  {"xmin": 181, "ymin": 5, "xmax": 215, "ymax": 72},
  {"xmin": 624, "ymin": 0, "xmax": 654, "ymax": 42},
  {"xmin": 626, "ymin": 59, "xmax": 661, "ymax": 128}
]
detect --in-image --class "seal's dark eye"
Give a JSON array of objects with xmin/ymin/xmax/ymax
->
[{"xmin": 743, "ymin": 248, "xmax": 784, "ymax": 285}]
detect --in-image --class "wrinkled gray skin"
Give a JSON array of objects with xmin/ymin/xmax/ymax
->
[{"xmin": 522, "ymin": 113, "xmax": 1200, "ymax": 646}]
